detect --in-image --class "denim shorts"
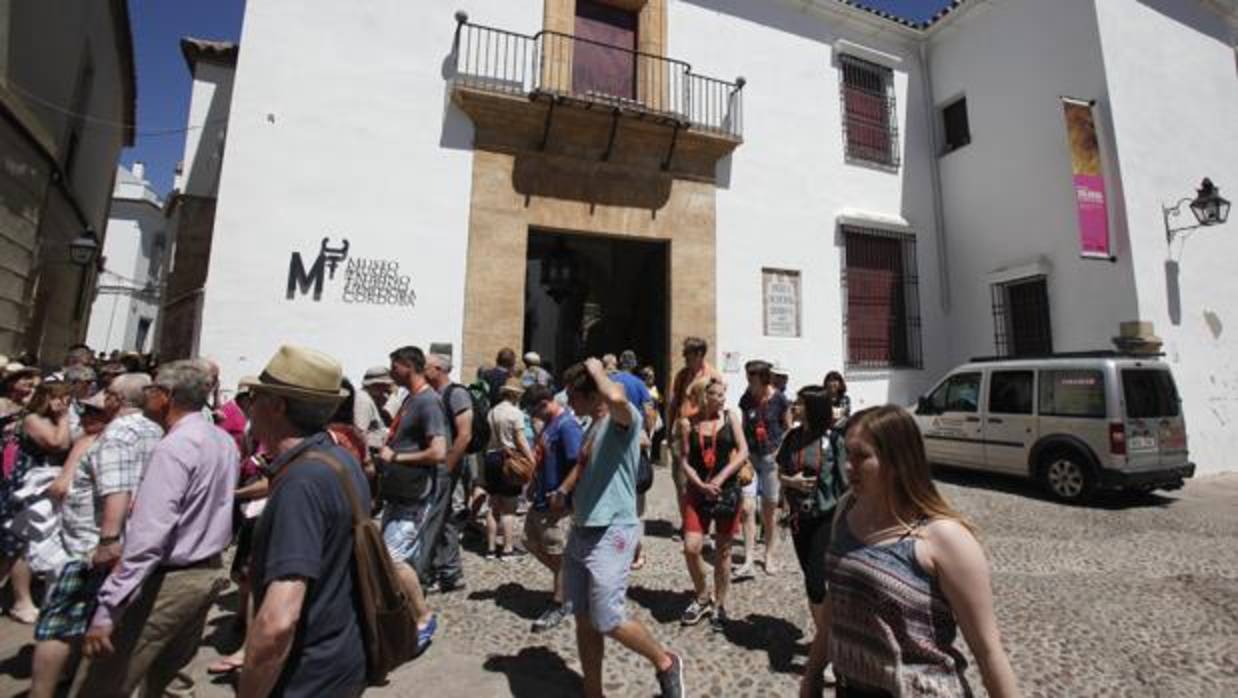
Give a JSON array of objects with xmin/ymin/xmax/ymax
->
[
  {"xmin": 563, "ymin": 523, "xmax": 641, "ymax": 634},
  {"xmin": 755, "ymin": 453, "xmax": 780, "ymax": 502},
  {"xmin": 381, "ymin": 499, "xmax": 433, "ymax": 566}
]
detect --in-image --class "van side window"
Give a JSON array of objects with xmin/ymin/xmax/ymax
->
[
  {"xmin": 1121, "ymin": 369, "xmax": 1180, "ymax": 418},
  {"xmin": 1039, "ymin": 370, "xmax": 1106, "ymax": 417},
  {"xmin": 928, "ymin": 372, "xmax": 981, "ymax": 413},
  {"xmin": 990, "ymin": 371, "xmax": 1034, "ymax": 414}
]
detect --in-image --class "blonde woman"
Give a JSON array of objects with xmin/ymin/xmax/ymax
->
[{"xmin": 827, "ymin": 406, "xmax": 1019, "ymax": 698}]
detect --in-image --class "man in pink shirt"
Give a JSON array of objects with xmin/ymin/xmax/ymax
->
[{"xmin": 72, "ymin": 360, "xmax": 239, "ymax": 697}]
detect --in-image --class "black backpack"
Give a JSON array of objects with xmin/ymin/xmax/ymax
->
[{"xmin": 445, "ymin": 382, "xmax": 491, "ymax": 454}]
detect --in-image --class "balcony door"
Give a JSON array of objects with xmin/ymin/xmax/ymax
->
[{"xmin": 574, "ymin": 0, "xmax": 637, "ymax": 100}]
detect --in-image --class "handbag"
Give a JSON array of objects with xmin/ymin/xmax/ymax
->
[
  {"xmin": 701, "ymin": 482, "xmax": 741, "ymax": 518},
  {"xmin": 737, "ymin": 459, "xmax": 755, "ymax": 487},
  {"xmin": 502, "ymin": 448, "xmax": 536, "ymax": 487},
  {"xmin": 636, "ymin": 449, "xmax": 654, "ymax": 494}
]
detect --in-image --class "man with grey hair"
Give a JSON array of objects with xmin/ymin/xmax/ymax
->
[
  {"xmin": 76, "ymin": 361, "xmax": 238, "ymax": 697},
  {"xmin": 29, "ymin": 373, "xmax": 162, "ymax": 697},
  {"xmin": 422, "ymin": 352, "xmax": 472, "ymax": 592},
  {"xmin": 63, "ymin": 365, "xmax": 97, "ymax": 439}
]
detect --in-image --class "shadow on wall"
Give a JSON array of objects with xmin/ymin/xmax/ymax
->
[
  {"xmin": 1134, "ymin": 0, "xmax": 1236, "ymax": 46},
  {"xmin": 512, "ymin": 153, "xmax": 673, "ymax": 209}
]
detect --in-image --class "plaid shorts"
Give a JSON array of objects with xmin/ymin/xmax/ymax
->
[{"xmin": 34, "ymin": 560, "xmax": 106, "ymax": 641}]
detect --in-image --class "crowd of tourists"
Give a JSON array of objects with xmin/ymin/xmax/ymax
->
[{"xmin": 0, "ymin": 337, "xmax": 1021, "ymax": 697}]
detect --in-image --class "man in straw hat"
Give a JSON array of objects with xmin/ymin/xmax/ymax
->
[
  {"xmin": 75, "ymin": 361, "xmax": 238, "ymax": 697},
  {"xmin": 354, "ymin": 365, "xmax": 394, "ymax": 456},
  {"xmin": 377, "ymin": 346, "xmax": 443, "ymax": 646},
  {"xmin": 233, "ymin": 345, "xmax": 372, "ymax": 696}
]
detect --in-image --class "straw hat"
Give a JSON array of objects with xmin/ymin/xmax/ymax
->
[
  {"xmin": 80, "ymin": 391, "xmax": 109, "ymax": 412},
  {"xmin": 2, "ymin": 362, "xmax": 39, "ymax": 380},
  {"xmin": 523, "ymin": 351, "xmax": 541, "ymax": 366},
  {"xmin": 245, "ymin": 345, "xmax": 347, "ymax": 404},
  {"xmin": 499, "ymin": 377, "xmax": 525, "ymax": 397},
  {"xmin": 362, "ymin": 365, "xmax": 395, "ymax": 387}
]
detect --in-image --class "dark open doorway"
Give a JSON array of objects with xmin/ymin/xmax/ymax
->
[{"xmin": 524, "ymin": 230, "xmax": 669, "ymax": 390}]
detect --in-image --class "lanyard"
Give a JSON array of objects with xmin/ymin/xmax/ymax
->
[{"xmin": 696, "ymin": 418, "xmax": 721, "ymax": 472}]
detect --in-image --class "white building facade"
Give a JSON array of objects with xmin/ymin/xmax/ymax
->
[
  {"xmin": 192, "ymin": 0, "xmax": 1238, "ymax": 476},
  {"xmin": 86, "ymin": 164, "xmax": 164, "ymax": 353}
]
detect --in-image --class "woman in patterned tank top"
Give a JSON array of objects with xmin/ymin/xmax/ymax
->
[{"xmin": 825, "ymin": 406, "xmax": 1020, "ymax": 698}]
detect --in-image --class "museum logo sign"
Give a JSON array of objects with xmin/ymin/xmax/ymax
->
[{"xmin": 286, "ymin": 237, "xmax": 417, "ymax": 307}]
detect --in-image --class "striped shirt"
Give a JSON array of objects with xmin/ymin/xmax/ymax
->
[{"xmin": 826, "ymin": 496, "xmax": 973, "ymax": 697}]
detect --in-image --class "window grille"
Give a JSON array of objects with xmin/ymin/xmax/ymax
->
[
  {"xmin": 839, "ymin": 54, "xmax": 899, "ymax": 168},
  {"xmin": 991, "ymin": 276, "xmax": 1052, "ymax": 357},
  {"xmin": 842, "ymin": 226, "xmax": 921, "ymax": 369}
]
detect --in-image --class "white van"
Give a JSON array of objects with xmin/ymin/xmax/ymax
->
[{"xmin": 912, "ymin": 352, "xmax": 1194, "ymax": 503}]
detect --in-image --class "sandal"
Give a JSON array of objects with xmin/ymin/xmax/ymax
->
[
  {"xmin": 207, "ymin": 655, "xmax": 245, "ymax": 675},
  {"xmin": 9, "ymin": 605, "xmax": 38, "ymax": 624}
]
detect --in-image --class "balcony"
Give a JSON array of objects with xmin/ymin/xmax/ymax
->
[{"xmin": 449, "ymin": 12, "xmax": 744, "ymax": 182}]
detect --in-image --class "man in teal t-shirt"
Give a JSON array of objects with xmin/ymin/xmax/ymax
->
[{"xmin": 559, "ymin": 358, "xmax": 684, "ymax": 698}]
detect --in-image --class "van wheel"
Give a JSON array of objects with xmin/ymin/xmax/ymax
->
[{"xmin": 1039, "ymin": 450, "xmax": 1095, "ymax": 503}]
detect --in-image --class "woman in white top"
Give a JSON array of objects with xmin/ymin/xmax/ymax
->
[{"xmin": 484, "ymin": 378, "xmax": 535, "ymax": 560}]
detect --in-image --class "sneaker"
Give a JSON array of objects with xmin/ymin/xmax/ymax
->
[
  {"xmin": 822, "ymin": 663, "xmax": 837, "ymax": 686},
  {"xmin": 437, "ymin": 576, "xmax": 467, "ymax": 593},
  {"xmin": 679, "ymin": 598, "xmax": 713, "ymax": 626},
  {"xmin": 483, "ymin": 550, "xmax": 499, "ymax": 561},
  {"xmin": 655, "ymin": 652, "xmax": 686, "ymax": 698},
  {"xmin": 731, "ymin": 563, "xmax": 755, "ymax": 581},
  {"xmin": 416, "ymin": 614, "xmax": 438, "ymax": 654},
  {"xmin": 709, "ymin": 606, "xmax": 728, "ymax": 634},
  {"xmin": 531, "ymin": 601, "xmax": 573, "ymax": 633}
]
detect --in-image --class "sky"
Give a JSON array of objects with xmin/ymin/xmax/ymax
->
[
  {"xmin": 122, "ymin": 1, "xmax": 950, "ymax": 196},
  {"xmin": 123, "ymin": 0, "xmax": 246, "ymax": 197}
]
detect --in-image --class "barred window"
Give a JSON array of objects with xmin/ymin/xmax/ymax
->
[
  {"xmin": 839, "ymin": 55, "xmax": 899, "ymax": 168},
  {"xmin": 843, "ymin": 227, "xmax": 922, "ymax": 369},
  {"xmin": 991, "ymin": 276, "xmax": 1052, "ymax": 357}
]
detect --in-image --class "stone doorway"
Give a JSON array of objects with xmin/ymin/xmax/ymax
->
[{"xmin": 524, "ymin": 230, "xmax": 669, "ymax": 388}]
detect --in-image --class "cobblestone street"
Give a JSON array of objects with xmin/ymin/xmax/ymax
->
[{"xmin": 2, "ymin": 468, "xmax": 1236, "ymax": 697}]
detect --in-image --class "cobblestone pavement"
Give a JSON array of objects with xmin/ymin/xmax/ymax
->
[{"xmin": 2, "ymin": 468, "xmax": 1236, "ymax": 697}]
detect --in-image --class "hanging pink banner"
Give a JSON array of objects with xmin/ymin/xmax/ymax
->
[{"xmin": 1062, "ymin": 99, "xmax": 1111, "ymax": 258}]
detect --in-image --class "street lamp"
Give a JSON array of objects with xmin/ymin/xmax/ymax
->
[
  {"xmin": 540, "ymin": 239, "xmax": 576, "ymax": 303},
  {"xmin": 69, "ymin": 228, "xmax": 100, "ymax": 266},
  {"xmin": 1165, "ymin": 178, "xmax": 1231, "ymax": 244}
]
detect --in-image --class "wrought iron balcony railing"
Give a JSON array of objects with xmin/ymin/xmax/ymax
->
[{"xmin": 451, "ymin": 13, "xmax": 744, "ymax": 139}]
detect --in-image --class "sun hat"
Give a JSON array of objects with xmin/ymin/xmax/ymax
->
[
  {"xmin": 80, "ymin": 391, "xmax": 109, "ymax": 412},
  {"xmin": 2, "ymin": 362, "xmax": 39, "ymax": 380},
  {"xmin": 235, "ymin": 375, "xmax": 260, "ymax": 396},
  {"xmin": 362, "ymin": 365, "xmax": 395, "ymax": 387},
  {"xmin": 523, "ymin": 352, "xmax": 541, "ymax": 366},
  {"xmin": 499, "ymin": 377, "xmax": 525, "ymax": 397},
  {"xmin": 246, "ymin": 345, "xmax": 347, "ymax": 404}
]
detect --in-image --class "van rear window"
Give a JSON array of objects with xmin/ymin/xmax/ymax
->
[
  {"xmin": 1039, "ymin": 370, "xmax": 1106, "ymax": 417},
  {"xmin": 1121, "ymin": 369, "xmax": 1180, "ymax": 418}
]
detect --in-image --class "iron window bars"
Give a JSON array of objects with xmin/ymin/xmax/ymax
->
[
  {"xmin": 838, "ymin": 54, "xmax": 900, "ymax": 169},
  {"xmin": 451, "ymin": 18, "xmax": 744, "ymax": 139},
  {"xmin": 991, "ymin": 276, "xmax": 1053, "ymax": 358},
  {"xmin": 842, "ymin": 226, "xmax": 922, "ymax": 369}
]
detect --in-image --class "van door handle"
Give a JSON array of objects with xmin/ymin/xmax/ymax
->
[
  {"xmin": 988, "ymin": 417, "xmax": 1004, "ymax": 424},
  {"xmin": 965, "ymin": 416, "xmax": 981, "ymax": 423}
]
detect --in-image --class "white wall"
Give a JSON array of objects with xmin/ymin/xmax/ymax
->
[
  {"xmin": 87, "ymin": 168, "xmax": 163, "ymax": 353},
  {"xmin": 670, "ymin": 0, "xmax": 948, "ymax": 409},
  {"xmin": 928, "ymin": 0, "xmax": 1141, "ymax": 362},
  {"xmin": 1094, "ymin": 0, "xmax": 1238, "ymax": 476},
  {"xmin": 199, "ymin": 0, "xmax": 539, "ymax": 392}
]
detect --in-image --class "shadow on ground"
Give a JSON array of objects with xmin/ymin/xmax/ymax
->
[
  {"xmin": 932, "ymin": 465, "xmax": 1177, "ymax": 510},
  {"xmin": 468, "ymin": 582, "xmax": 554, "ymax": 621},
  {"xmin": 723, "ymin": 613, "xmax": 808, "ymax": 675},
  {"xmin": 0, "ymin": 643, "xmax": 32, "ymax": 682},
  {"xmin": 626, "ymin": 586, "xmax": 693, "ymax": 624},
  {"xmin": 483, "ymin": 645, "xmax": 583, "ymax": 697}
]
